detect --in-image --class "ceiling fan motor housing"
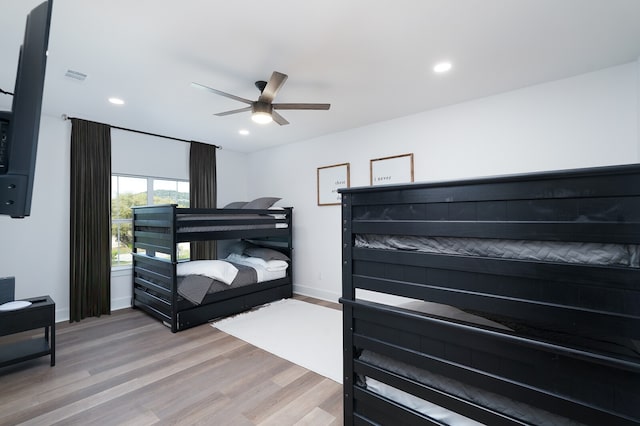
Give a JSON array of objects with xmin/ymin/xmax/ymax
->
[{"xmin": 252, "ymin": 102, "xmax": 273, "ymax": 115}]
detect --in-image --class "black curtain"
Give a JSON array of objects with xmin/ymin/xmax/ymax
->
[
  {"xmin": 69, "ymin": 119, "xmax": 112, "ymax": 322},
  {"xmin": 189, "ymin": 142, "xmax": 218, "ymax": 260}
]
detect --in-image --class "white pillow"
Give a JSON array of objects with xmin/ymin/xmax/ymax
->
[
  {"xmin": 240, "ymin": 256, "xmax": 288, "ymax": 271},
  {"xmin": 265, "ymin": 259, "xmax": 288, "ymax": 271},
  {"xmin": 225, "ymin": 254, "xmax": 288, "ymax": 272},
  {"xmin": 176, "ymin": 260, "xmax": 238, "ymax": 285},
  {"xmin": 268, "ymin": 206, "xmax": 287, "ymax": 219},
  {"xmin": 225, "ymin": 253, "xmax": 249, "ymax": 264}
]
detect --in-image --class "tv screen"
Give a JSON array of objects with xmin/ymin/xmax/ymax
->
[{"xmin": 0, "ymin": 1, "xmax": 53, "ymax": 218}]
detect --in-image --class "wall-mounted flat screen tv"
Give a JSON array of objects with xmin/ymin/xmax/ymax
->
[{"xmin": 0, "ymin": 0, "xmax": 53, "ymax": 218}]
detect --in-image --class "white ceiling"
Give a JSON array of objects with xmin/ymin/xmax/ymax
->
[{"xmin": 2, "ymin": 0, "xmax": 640, "ymax": 153}]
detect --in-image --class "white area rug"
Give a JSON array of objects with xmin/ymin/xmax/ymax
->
[{"xmin": 211, "ymin": 298, "xmax": 343, "ymax": 383}]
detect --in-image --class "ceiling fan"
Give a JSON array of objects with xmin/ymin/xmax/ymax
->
[{"xmin": 191, "ymin": 71, "xmax": 330, "ymax": 125}]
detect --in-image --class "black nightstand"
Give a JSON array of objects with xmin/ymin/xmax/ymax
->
[{"xmin": 0, "ymin": 296, "xmax": 55, "ymax": 368}]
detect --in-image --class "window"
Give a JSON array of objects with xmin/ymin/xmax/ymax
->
[{"xmin": 111, "ymin": 175, "xmax": 189, "ymax": 268}]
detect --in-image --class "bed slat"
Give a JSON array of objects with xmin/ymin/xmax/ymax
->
[{"xmin": 352, "ymin": 220, "xmax": 640, "ymax": 244}]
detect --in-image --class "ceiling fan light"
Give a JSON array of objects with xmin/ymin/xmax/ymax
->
[
  {"xmin": 251, "ymin": 102, "xmax": 273, "ymax": 124},
  {"xmin": 252, "ymin": 111, "xmax": 273, "ymax": 124}
]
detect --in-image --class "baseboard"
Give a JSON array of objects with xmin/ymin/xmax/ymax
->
[
  {"xmin": 293, "ymin": 284, "xmax": 341, "ymax": 304},
  {"xmin": 111, "ymin": 296, "xmax": 132, "ymax": 312},
  {"xmin": 55, "ymin": 308, "xmax": 69, "ymax": 323},
  {"xmin": 53, "ymin": 296, "xmax": 132, "ymax": 323}
]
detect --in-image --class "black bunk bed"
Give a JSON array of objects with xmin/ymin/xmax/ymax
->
[
  {"xmin": 132, "ymin": 204, "xmax": 293, "ymax": 332},
  {"xmin": 340, "ymin": 164, "xmax": 640, "ymax": 425}
]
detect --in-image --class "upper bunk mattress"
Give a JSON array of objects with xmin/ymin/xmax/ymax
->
[
  {"xmin": 355, "ymin": 234, "xmax": 640, "ymax": 268},
  {"xmin": 176, "ymin": 213, "xmax": 288, "ymax": 233}
]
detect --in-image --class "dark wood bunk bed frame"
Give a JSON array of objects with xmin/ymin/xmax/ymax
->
[
  {"xmin": 340, "ymin": 164, "xmax": 640, "ymax": 425},
  {"xmin": 132, "ymin": 204, "xmax": 293, "ymax": 333}
]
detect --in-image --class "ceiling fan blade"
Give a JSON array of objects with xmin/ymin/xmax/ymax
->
[
  {"xmin": 214, "ymin": 106, "xmax": 252, "ymax": 116},
  {"xmin": 272, "ymin": 110, "xmax": 290, "ymax": 126},
  {"xmin": 273, "ymin": 103, "xmax": 331, "ymax": 110},
  {"xmin": 258, "ymin": 72, "xmax": 288, "ymax": 103},
  {"xmin": 191, "ymin": 82, "xmax": 253, "ymax": 105}
]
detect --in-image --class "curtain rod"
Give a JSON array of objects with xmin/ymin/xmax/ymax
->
[{"xmin": 61, "ymin": 114, "xmax": 221, "ymax": 149}]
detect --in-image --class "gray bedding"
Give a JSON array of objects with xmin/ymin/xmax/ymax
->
[
  {"xmin": 355, "ymin": 234, "xmax": 640, "ymax": 268},
  {"xmin": 177, "ymin": 262, "xmax": 258, "ymax": 305}
]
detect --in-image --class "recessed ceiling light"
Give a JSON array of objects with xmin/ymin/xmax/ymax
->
[
  {"xmin": 433, "ymin": 62, "xmax": 452, "ymax": 73},
  {"xmin": 108, "ymin": 97, "xmax": 125, "ymax": 105},
  {"xmin": 238, "ymin": 129, "xmax": 250, "ymax": 135}
]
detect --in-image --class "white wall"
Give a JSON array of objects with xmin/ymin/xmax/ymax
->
[
  {"xmin": 0, "ymin": 116, "xmax": 70, "ymax": 315},
  {"xmin": 246, "ymin": 61, "xmax": 640, "ymax": 303},
  {"xmin": 2, "ymin": 61, "xmax": 638, "ymax": 320}
]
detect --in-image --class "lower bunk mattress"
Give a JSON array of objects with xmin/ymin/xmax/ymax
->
[{"xmin": 176, "ymin": 253, "xmax": 288, "ymax": 306}]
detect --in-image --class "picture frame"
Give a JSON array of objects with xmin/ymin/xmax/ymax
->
[
  {"xmin": 370, "ymin": 153, "xmax": 414, "ymax": 185},
  {"xmin": 317, "ymin": 163, "xmax": 350, "ymax": 206}
]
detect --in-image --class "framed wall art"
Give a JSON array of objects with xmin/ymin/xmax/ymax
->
[
  {"xmin": 370, "ymin": 153, "xmax": 414, "ymax": 185},
  {"xmin": 317, "ymin": 163, "xmax": 350, "ymax": 206}
]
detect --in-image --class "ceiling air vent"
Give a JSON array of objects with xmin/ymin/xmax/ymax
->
[{"xmin": 64, "ymin": 69, "xmax": 87, "ymax": 81}]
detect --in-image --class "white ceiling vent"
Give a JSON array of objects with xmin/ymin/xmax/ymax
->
[{"xmin": 65, "ymin": 70, "xmax": 87, "ymax": 81}]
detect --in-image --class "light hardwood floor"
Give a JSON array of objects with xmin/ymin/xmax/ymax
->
[{"xmin": 0, "ymin": 295, "xmax": 343, "ymax": 426}]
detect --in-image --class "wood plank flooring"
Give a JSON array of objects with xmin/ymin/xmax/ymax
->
[{"xmin": 0, "ymin": 295, "xmax": 343, "ymax": 426}]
